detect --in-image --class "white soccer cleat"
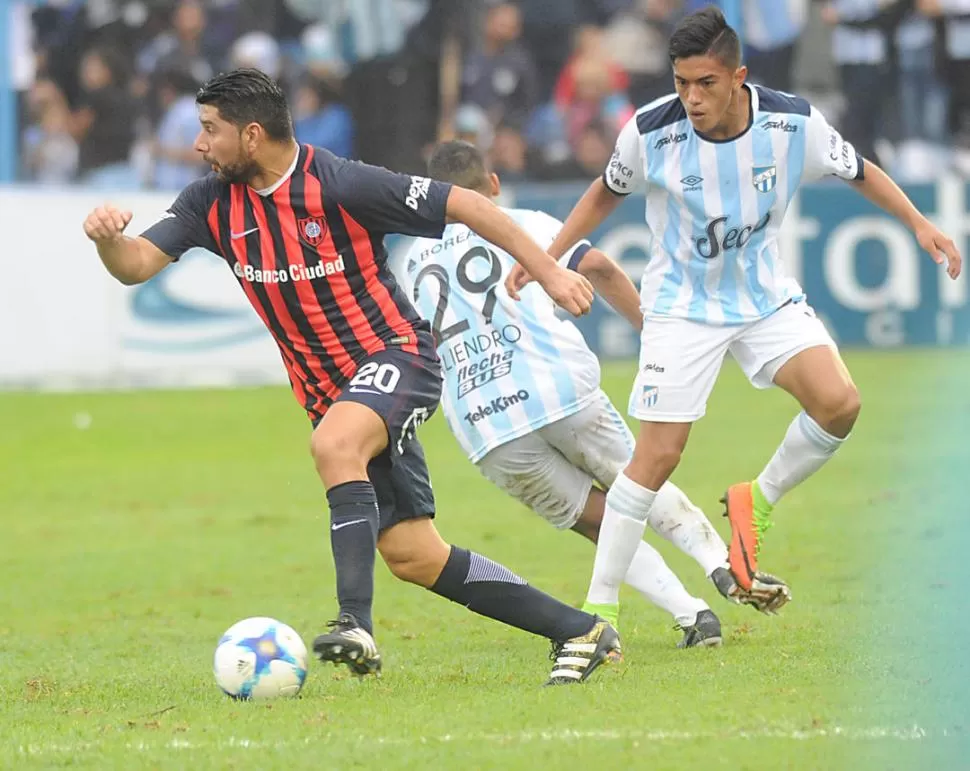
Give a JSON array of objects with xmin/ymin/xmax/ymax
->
[
  {"xmin": 312, "ymin": 613, "xmax": 382, "ymax": 677},
  {"xmin": 544, "ymin": 619, "xmax": 621, "ymax": 685}
]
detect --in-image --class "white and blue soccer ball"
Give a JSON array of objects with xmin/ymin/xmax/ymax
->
[{"xmin": 213, "ymin": 617, "xmax": 308, "ymax": 700}]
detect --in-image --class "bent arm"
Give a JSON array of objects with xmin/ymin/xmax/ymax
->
[
  {"xmin": 848, "ymin": 159, "xmax": 962, "ymax": 277},
  {"xmin": 547, "ymin": 178, "xmax": 624, "ymax": 259},
  {"xmin": 574, "ymin": 247, "xmax": 641, "ymax": 329},
  {"xmin": 847, "ymin": 159, "xmax": 924, "ymax": 231},
  {"xmin": 96, "ymin": 236, "xmax": 173, "ymax": 285}
]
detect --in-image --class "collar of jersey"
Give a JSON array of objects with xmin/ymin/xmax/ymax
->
[
  {"xmin": 254, "ymin": 144, "xmax": 301, "ymax": 197},
  {"xmin": 693, "ymin": 83, "xmax": 756, "ymax": 145}
]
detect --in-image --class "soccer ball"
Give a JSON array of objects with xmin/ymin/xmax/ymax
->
[{"xmin": 213, "ymin": 617, "xmax": 308, "ymax": 700}]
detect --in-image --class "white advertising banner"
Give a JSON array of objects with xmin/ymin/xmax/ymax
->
[{"xmin": 0, "ymin": 188, "xmax": 286, "ymax": 390}]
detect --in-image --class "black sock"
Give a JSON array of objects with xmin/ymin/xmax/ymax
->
[
  {"xmin": 429, "ymin": 546, "xmax": 595, "ymax": 642},
  {"xmin": 326, "ymin": 481, "xmax": 380, "ymax": 635}
]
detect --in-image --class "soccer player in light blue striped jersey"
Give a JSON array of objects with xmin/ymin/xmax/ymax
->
[
  {"xmin": 403, "ymin": 140, "xmax": 781, "ymax": 647},
  {"xmin": 507, "ymin": 6, "xmax": 962, "ymax": 616}
]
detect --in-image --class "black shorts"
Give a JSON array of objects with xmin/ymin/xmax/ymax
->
[{"xmin": 315, "ymin": 348, "xmax": 442, "ymax": 532}]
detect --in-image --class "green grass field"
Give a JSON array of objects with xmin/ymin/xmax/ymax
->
[{"xmin": 2, "ymin": 350, "xmax": 968, "ymax": 769}]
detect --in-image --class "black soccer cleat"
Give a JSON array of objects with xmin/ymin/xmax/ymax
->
[
  {"xmin": 544, "ymin": 618, "xmax": 621, "ymax": 686},
  {"xmin": 312, "ymin": 613, "xmax": 382, "ymax": 677},
  {"xmin": 676, "ymin": 609, "xmax": 722, "ymax": 648},
  {"xmin": 711, "ymin": 566, "xmax": 792, "ymax": 615}
]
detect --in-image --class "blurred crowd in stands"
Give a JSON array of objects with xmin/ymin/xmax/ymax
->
[{"xmin": 9, "ymin": 0, "xmax": 970, "ymax": 189}]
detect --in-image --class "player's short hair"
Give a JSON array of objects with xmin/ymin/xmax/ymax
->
[
  {"xmin": 427, "ymin": 140, "xmax": 491, "ymax": 193},
  {"xmin": 196, "ymin": 68, "xmax": 293, "ymax": 141},
  {"xmin": 668, "ymin": 6, "xmax": 741, "ymax": 70}
]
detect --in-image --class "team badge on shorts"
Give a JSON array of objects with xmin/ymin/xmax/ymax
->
[
  {"xmin": 639, "ymin": 385, "xmax": 659, "ymax": 409},
  {"xmin": 752, "ymin": 166, "xmax": 777, "ymax": 193},
  {"xmin": 298, "ymin": 216, "xmax": 327, "ymax": 246}
]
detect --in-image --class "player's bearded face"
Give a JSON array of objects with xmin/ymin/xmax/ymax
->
[
  {"xmin": 195, "ymin": 107, "xmax": 260, "ymax": 184},
  {"xmin": 209, "ymin": 134, "xmax": 260, "ymax": 184}
]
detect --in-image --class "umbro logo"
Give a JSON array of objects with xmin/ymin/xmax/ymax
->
[{"xmin": 681, "ymin": 175, "xmax": 703, "ymax": 191}]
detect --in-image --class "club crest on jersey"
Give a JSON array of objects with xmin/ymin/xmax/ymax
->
[
  {"xmin": 298, "ymin": 216, "xmax": 326, "ymax": 246},
  {"xmin": 639, "ymin": 385, "xmax": 659, "ymax": 409},
  {"xmin": 752, "ymin": 166, "xmax": 777, "ymax": 193}
]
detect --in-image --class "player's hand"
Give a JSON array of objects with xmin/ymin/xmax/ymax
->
[
  {"xmin": 83, "ymin": 205, "xmax": 133, "ymax": 244},
  {"xmin": 538, "ymin": 267, "xmax": 595, "ymax": 317},
  {"xmin": 915, "ymin": 220, "xmax": 962, "ymax": 279},
  {"xmin": 505, "ymin": 263, "xmax": 535, "ymax": 301}
]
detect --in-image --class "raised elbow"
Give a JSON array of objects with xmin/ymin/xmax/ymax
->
[{"xmin": 577, "ymin": 248, "xmax": 616, "ymax": 280}]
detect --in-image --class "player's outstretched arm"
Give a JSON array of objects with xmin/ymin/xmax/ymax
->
[
  {"xmin": 575, "ymin": 248, "xmax": 642, "ymax": 330},
  {"xmin": 547, "ymin": 178, "xmax": 624, "ymax": 260},
  {"xmin": 82, "ymin": 205, "xmax": 172, "ymax": 285},
  {"xmin": 850, "ymin": 161, "xmax": 962, "ymax": 279},
  {"xmin": 445, "ymin": 186, "xmax": 595, "ymax": 316}
]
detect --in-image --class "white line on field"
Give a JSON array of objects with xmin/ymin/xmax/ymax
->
[{"xmin": 12, "ymin": 725, "xmax": 953, "ymax": 757}]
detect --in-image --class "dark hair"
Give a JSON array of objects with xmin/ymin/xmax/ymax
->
[
  {"xmin": 668, "ymin": 6, "xmax": 741, "ymax": 69},
  {"xmin": 196, "ymin": 68, "xmax": 293, "ymax": 141},
  {"xmin": 427, "ymin": 140, "xmax": 491, "ymax": 193}
]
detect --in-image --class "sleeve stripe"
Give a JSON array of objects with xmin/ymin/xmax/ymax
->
[
  {"xmin": 854, "ymin": 152, "xmax": 865, "ymax": 181},
  {"xmin": 567, "ymin": 243, "xmax": 592, "ymax": 272},
  {"xmin": 601, "ymin": 170, "xmax": 632, "ymax": 196}
]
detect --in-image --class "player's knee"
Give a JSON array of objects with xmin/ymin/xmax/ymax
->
[
  {"xmin": 378, "ymin": 521, "xmax": 450, "ymax": 588},
  {"xmin": 840, "ymin": 383, "xmax": 862, "ymax": 428},
  {"xmin": 632, "ymin": 442, "xmax": 682, "ymax": 481},
  {"xmin": 813, "ymin": 383, "xmax": 861, "ymax": 436},
  {"xmin": 310, "ymin": 430, "xmax": 363, "ymax": 471},
  {"xmin": 380, "ymin": 544, "xmax": 444, "ymax": 587}
]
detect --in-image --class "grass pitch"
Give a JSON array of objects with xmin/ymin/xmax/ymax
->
[{"xmin": 2, "ymin": 351, "xmax": 968, "ymax": 769}]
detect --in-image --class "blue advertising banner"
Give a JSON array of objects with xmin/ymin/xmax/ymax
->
[{"xmin": 462, "ymin": 177, "xmax": 970, "ymax": 356}]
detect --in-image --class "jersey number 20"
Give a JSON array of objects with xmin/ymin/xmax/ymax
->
[{"xmin": 412, "ymin": 246, "xmax": 501, "ymax": 346}]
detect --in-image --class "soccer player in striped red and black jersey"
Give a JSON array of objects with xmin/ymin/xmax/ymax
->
[{"xmin": 82, "ymin": 69, "xmax": 619, "ymax": 685}]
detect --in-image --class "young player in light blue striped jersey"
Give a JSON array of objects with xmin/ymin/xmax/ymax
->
[
  {"xmin": 404, "ymin": 140, "xmax": 787, "ymax": 653},
  {"xmin": 506, "ymin": 7, "xmax": 962, "ymax": 620}
]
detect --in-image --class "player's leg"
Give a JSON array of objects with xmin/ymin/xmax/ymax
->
[
  {"xmin": 576, "ymin": 488, "xmax": 721, "ymax": 647},
  {"xmin": 331, "ymin": 349, "xmax": 618, "ymax": 684},
  {"xmin": 310, "ymin": 349, "xmax": 440, "ymax": 676},
  {"xmin": 534, "ymin": 395, "xmax": 731, "ymax": 629},
  {"xmin": 581, "ymin": 316, "xmax": 731, "ymax": 621},
  {"xmin": 308, "ymin": 400, "xmax": 389, "ymax": 675},
  {"xmin": 577, "ymin": 482, "xmax": 788, "ymax": 616},
  {"xmin": 726, "ymin": 300, "xmax": 859, "ymax": 582},
  {"xmin": 376, "ymin": 499, "xmax": 620, "ymax": 684},
  {"xmin": 582, "ymin": 419, "xmax": 691, "ymax": 616},
  {"xmin": 478, "ymin": 428, "xmax": 715, "ymax": 642},
  {"xmin": 548, "ymin": 393, "xmax": 730, "ymax": 583}
]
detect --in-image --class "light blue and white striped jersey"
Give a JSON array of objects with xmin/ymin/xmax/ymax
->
[
  {"xmin": 404, "ymin": 209, "xmax": 600, "ymax": 462},
  {"xmin": 604, "ymin": 84, "xmax": 863, "ymax": 326}
]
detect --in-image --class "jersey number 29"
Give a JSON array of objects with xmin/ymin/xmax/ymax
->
[{"xmin": 412, "ymin": 246, "xmax": 501, "ymax": 346}]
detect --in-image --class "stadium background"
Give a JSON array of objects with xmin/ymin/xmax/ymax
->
[{"xmin": 2, "ymin": 1, "xmax": 969, "ymax": 768}]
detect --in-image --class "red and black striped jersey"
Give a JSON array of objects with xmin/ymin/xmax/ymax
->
[{"xmin": 141, "ymin": 144, "xmax": 451, "ymax": 421}]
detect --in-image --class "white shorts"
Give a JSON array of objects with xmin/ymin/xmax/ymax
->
[
  {"xmin": 476, "ymin": 391, "xmax": 634, "ymax": 530},
  {"xmin": 629, "ymin": 300, "xmax": 836, "ymax": 423}
]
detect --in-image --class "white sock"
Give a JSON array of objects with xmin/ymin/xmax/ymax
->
[
  {"xmin": 756, "ymin": 411, "xmax": 846, "ymax": 505},
  {"xmin": 584, "ymin": 473, "xmax": 656, "ymax": 607},
  {"xmin": 624, "ymin": 541, "xmax": 709, "ymax": 627},
  {"xmin": 647, "ymin": 482, "xmax": 729, "ymax": 577}
]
